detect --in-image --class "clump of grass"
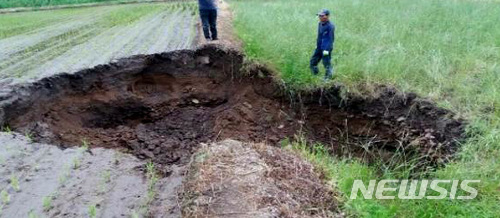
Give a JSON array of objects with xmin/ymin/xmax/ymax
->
[
  {"xmin": 130, "ymin": 161, "xmax": 159, "ymax": 217},
  {"xmin": 146, "ymin": 161, "xmax": 158, "ymax": 200},
  {"xmin": 102, "ymin": 170, "xmax": 111, "ymax": 184},
  {"xmin": 98, "ymin": 170, "xmax": 112, "ymax": 194},
  {"xmin": 81, "ymin": 139, "xmax": 89, "ymax": 150},
  {"xmin": 88, "ymin": 204, "xmax": 97, "ymax": 218},
  {"xmin": 72, "ymin": 158, "xmax": 80, "ymax": 170},
  {"xmin": 42, "ymin": 195, "xmax": 52, "ymax": 211},
  {"xmin": 24, "ymin": 132, "xmax": 33, "ymax": 143},
  {"xmin": 58, "ymin": 165, "xmax": 71, "ymax": 185},
  {"xmin": 1, "ymin": 126, "xmax": 11, "ymax": 133},
  {"xmin": 282, "ymin": 136, "xmax": 392, "ymax": 217},
  {"xmin": 28, "ymin": 210, "xmax": 38, "ymax": 218},
  {"xmin": 1, "ymin": 190, "xmax": 10, "ymax": 205},
  {"xmin": 10, "ymin": 175, "xmax": 20, "ymax": 192},
  {"xmin": 130, "ymin": 210, "xmax": 140, "ymax": 218}
]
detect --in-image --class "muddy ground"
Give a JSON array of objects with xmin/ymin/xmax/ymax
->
[{"xmin": 0, "ymin": 132, "xmax": 184, "ymax": 217}]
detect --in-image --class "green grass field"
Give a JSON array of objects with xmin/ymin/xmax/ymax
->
[{"xmin": 232, "ymin": 0, "xmax": 500, "ymax": 217}]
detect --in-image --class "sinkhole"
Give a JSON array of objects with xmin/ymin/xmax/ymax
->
[{"xmin": 0, "ymin": 45, "xmax": 464, "ymax": 175}]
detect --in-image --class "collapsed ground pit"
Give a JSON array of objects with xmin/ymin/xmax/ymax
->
[{"xmin": 0, "ymin": 45, "xmax": 464, "ymax": 173}]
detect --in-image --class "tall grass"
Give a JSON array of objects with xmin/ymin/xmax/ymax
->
[{"xmin": 232, "ymin": 0, "xmax": 500, "ymax": 217}]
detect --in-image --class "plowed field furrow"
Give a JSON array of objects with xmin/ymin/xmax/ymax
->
[
  {"xmin": 0, "ymin": 27, "xmax": 100, "ymax": 77},
  {"xmin": 124, "ymin": 11, "xmax": 179, "ymax": 55},
  {"xmin": 0, "ymin": 3, "xmax": 198, "ymax": 83},
  {"xmin": 0, "ymin": 133, "xmax": 153, "ymax": 218},
  {"xmin": 25, "ymin": 25, "xmax": 129, "ymax": 78},
  {"xmin": 170, "ymin": 12, "xmax": 196, "ymax": 51},
  {"xmin": 28, "ymin": 13, "xmax": 165, "ymax": 77},
  {"xmin": 0, "ymin": 8, "xmax": 112, "ymax": 59},
  {"xmin": 0, "ymin": 25, "xmax": 100, "ymax": 72},
  {"xmin": 145, "ymin": 11, "xmax": 183, "ymax": 54},
  {"xmin": 109, "ymin": 11, "xmax": 173, "ymax": 58},
  {"xmin": 23, "ymin": 10, "xmax": 196, "ymax": 79}
]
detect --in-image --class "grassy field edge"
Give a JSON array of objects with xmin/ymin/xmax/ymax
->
[{"xmin": 230, "ymin": 0, "xmax": 500, "ymax": 217}]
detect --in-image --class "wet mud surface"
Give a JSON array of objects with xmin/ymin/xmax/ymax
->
[
  {"xmin": 0, "ymin": 45, "xmax": 464, "ymax": 172},
  {"xmin": 0, "ymin": 132, "xmax": 183, "ymax": 217}
]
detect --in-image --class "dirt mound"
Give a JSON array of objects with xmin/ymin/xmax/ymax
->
[
  {"xmin": 181, "ymin": 139, "xmax": 341, "ymax": 217},
  {"xmin": 0, "ymin": 45, "xmax": 464, "ymax": 173}
]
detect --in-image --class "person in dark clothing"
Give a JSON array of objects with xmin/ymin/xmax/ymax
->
[
  {"xmin": 310, "ymin": 9, "xmax": 335, "ymax": 80},
  {"xmin": 198, "ymin": 0, "xmax": 218, "ymax": 41}
]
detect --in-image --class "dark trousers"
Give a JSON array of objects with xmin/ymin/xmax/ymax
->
[
  {"xmin": 310, "ymin": 48, "xmax": 333, "ymax": 79},
  {"xmin": 199, "ymin": 9, "xmax": 218, "ymax": 40}
]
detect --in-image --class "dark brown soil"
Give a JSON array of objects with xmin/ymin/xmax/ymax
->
[{"xmin": 0, "ymin": 45, "xmax": 464, "ymax": 174}]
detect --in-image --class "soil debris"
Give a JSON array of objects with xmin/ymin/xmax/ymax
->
[{"xmin": 181, "ymin": 139, "xmax": 342, "ymax": 218}]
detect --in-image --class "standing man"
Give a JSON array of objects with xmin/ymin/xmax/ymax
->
[
  {"xmin": 310, "ymin": 9, "xmax": 335, "ymax": 80},
  {"xmin": 198, "ymin": 0, "xmax": 218, "ymax": 41}
]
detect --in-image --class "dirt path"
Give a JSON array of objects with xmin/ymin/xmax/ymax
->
[{"xmin": 197, "ymin": 0, "xmax": 242, "ymax": 50}]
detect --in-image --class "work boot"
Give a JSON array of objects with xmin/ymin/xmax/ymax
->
[
  {"xmin": 311, "ymin": 66, "xmax": 319, "ymax": 75},
  {"xmin": 324, "ymin": 66, "xmax": 333, "ymax": 80}
]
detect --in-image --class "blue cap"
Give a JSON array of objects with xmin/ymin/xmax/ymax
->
[{"xmin": 317, "ymin": 9, "xmax": 330, "ymax": 16}]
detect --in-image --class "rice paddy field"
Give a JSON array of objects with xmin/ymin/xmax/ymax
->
[
  {"xmin": 0, "ymin": 0, "xmax": 117, "ymax": 9},
  {"xmin": 0, "ymin": 1, "xmax": 198, "ymax": 81},
  {"xmin": 231, "ymin": 0, "xmax": 500, "ymax": 217}
]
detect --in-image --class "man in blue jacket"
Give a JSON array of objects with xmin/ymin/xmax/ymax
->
[
  {"xmin": 310, "ymin": 9, "xmax": 335, "ymax": 80},
  {"xmin": 198, "ymin": 0, "xmax": 218, "ymax": 41}
]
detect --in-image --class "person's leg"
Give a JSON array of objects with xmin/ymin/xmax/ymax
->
[
  {"xmin": 309, "ymin": 49, "xmax": 322, "ymax": 75},
  {"xmin": 208, "ymin": 9, "xmax": 218, "ymax": 40},
  {"xmin": 199, "ymin": 9, "xmax": 211, "ymax": 40},
  {"xmin": 322, "ymin": 51, "xmax": 333, "ymax": 79}
]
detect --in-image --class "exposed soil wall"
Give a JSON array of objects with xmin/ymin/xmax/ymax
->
[{"xmin": 0, "ymin": 45, "xmax": 464, "ymax": 173}]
